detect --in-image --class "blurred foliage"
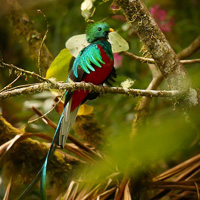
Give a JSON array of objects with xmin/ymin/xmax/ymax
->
[
  {"xmin": 0, "ymin": 0, "xmax": 200, "ymax": 199},
  {"xmin": 79, "ymin": 110, "xmax": 196, "ymax": 182}
]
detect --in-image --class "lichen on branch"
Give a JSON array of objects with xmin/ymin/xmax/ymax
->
[
  {"xmin": 0, "ymin": 81, "xmax": 180, "ymax": 100},
  {"xmin": 115, "ymin": 0, "xmax": 197, "ymax": 100},
  {"xmin": 114, "ymin": 0, "xmax": 200, "ymax": 140}
]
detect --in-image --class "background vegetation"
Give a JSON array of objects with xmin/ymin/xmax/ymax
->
[{"xmin": 0, "ymin": 0, "xmax": 200, "ymax": 199}]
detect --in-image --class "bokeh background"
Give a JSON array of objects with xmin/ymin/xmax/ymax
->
[{"xmin": 0, "ymin": 0, "xmax": 200, "ymax": 199}]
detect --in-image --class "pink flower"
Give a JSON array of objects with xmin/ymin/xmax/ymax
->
[
  {"xmin": 114, "ymin": 53, "xmax": 123, "ymax": 68},
  {"xmin": 112, "ymin": 15, "xmax": 126, "ymax": 22},
  {"xmin": 110, "ymin": 2, "xmax": 119, "ymax": 10},
  {"xmin": 150, "ymin": 5, "xmax": 174, "ymax": 32}
]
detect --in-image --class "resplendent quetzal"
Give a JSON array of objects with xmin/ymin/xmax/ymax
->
[
  {"xmin": 19, "ymin": 22, "xmax": 116, "ymax": 200},
  {"xmin": 57, "ymin": 22, "xmax": 116, "ymax": 148}
]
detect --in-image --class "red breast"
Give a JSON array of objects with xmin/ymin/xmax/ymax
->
[{"xmin": 70, "ymin": 44, "xmax": 114, "ymax": 112}]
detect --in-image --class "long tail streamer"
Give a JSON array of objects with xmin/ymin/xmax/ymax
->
[{"xmin": 18, "ymin": 109, "xmax": 65, "ymax": 200}]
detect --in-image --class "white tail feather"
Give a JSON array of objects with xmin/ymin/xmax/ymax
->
[{"xmin": 58, "ymin": 99, "xmax": 79, "ymax": 148}]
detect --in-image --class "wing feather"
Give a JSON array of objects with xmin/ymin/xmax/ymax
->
[
  {"xmin": 72, "ymin": 44, "xmax": 104, "ymax": 78},
  {"xmin": 83, "ymin": 54, "xmax": 95, "ymax": 71},
  {"xmin": 93, "ymin": 46, "xmax": 105, "ymax": 64},
  {"xmin": 90, "ymin": 53, "xmax": 102, "ymax": 68},
  {"xmin": 72, "ymin": 53, "xmax": 81, "ymax": 78},
  {"xmin": 80, "ymin": 58, "xmax": 90, "ymax": 74}
]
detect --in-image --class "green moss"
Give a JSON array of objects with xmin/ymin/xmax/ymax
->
[
  {"xmin": 0, "ymin": 116, "xmax": 81, "ymax": 199},
  {"xmin": 74, "ymin": 114, "xmax": 104, "ymax": 148}
]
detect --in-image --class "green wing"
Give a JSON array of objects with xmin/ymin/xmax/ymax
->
[{"xmin": 72, "ymin": 44, "xmax": 105, "ymax": 78}]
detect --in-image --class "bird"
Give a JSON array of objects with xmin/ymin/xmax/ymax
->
[
  {"xmin": 19, "ymin": 22, "xmax": 116, "ymax": 200},
  {"xmin": 57, "ymin": 22, "xmax": 116, "ymax": 148}
]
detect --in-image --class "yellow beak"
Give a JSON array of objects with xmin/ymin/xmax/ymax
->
[{"xmin": 109, "ymin": 28, "xmax": 114, "ymax": 32}]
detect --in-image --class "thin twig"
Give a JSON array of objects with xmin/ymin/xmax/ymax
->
[
  {"xmin": 153, "ymin": 154, "xmax": 200, "ymax": 182},
  {"xmin": 28, "ymin": 92, "xmax": 65, "ymax": 123},
  {"xmin": 123, "ymin": 51, "xmax": 200, "ymax": 65},
  {"xmin": 123, "ymin": 51, "xmax": 155, "ymax": 64},
  {"xmin": 114, "ymin": 176, "xmax": 129, "ymax": 200},
  {"xmin": 150, "ymin": 154, "xmax": 200, "ymax": 199},
  {"xmin": 181, "ymin": 59, "xmax": 200, "ymax": 64},
  {"xmin": 2, "ymin": 83, "xmax": 37, "ymax": 93},
  {"xmin": 151, "ymin": 182, "xmax": 200, "ymax": 191},
  {"xmin": 171, "ymin": 191, "xmax": 195, "ymax": 200},
  {"xmin": 0, "ymin": 81, "xmax": 180, "ymax": 100},
  {"xmin": 0, "ymin": 74, "xmax": 21, "ymax": 93},
  {"xmin": 0, "ymin": 61, "xmax": 51, "ymax": 82},
  {"xmin": 175, "ymin": 162, "xmax": 200, "ymax": 182},
  {"xmin": 37, "ymin": 10, "xmax": 50, "ymax": 75},
  {"xmin": 178, "ymin": 36, "xmax": 200, "ymax": 59},
  {"xmin": 194, "ymin": 182, "xmax": 200, "ymax": 200},
  {"xmin": 3, "ymin": 176, "xmax": 12, "ymax": 200},
  {"xmin": 132, "ymin": 73, "xmax": 164, "ymax": 135}
]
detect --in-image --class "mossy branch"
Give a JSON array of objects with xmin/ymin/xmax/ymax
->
[
  {"xmin": 0, "ymin": 81, "xmax": 180, "ymax": 100},
  {"xmin": 115, "ymin": 0, "xmax": 198, "ymax": 103}
]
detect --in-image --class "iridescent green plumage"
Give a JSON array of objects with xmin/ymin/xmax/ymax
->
[
  {"xmin": 73, "ymin": 22, "xmax": 113, "ymax": 78},
  {"xmin": 86, "ymin": 22, "xmax": 110, "ymax": 43},
  {"xmin": 72, "ymin": 43, "xmax": 105, "ymax": 78}
]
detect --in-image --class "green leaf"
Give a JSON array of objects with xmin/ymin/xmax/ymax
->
[
  {"xmin": 46, "ymin": 49, "xmax": 72, "ymax": 82},
  {"xmin": 77, "ymin": 111, "xmax": 195, "ymax": 184}
]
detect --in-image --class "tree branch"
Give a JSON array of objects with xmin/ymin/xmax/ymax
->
[
  {"xmin": 124, "ymin": 52, "xmax": 200, "ymax": 64},
  {"xmin": 130, "ymin": 35, "xmax": 200, "ymax": 135},
  {"xmin": 0, "ymin": 74, "xmax": 21, "ymax": 93},
  {"xmin": 0, "ymin": 61, "xmax": 50, "ymax": 83},
  {"xmin": 115, "ymin": 0, "xmax": 197, "ymax": 105},
  {"xmin": 132, "ymin": 73, "xmax": 164, "ymax": 135},
  {"xmin": 178, "ymin": 36, "xmax": 200, "ymax": 59},
  {"xmin": 115, "ymin": 0, "xmax": 200, "ymax": 137},
  {"xmin": 0, "ymin": 81, "xmax": 180, "ymax": 100}
]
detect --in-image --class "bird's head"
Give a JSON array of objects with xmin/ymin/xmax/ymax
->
[{"xmin": 86, "ymin": 22, "xmax": 114, "ymax": 43}]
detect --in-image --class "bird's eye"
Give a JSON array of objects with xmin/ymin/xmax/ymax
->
[{"xmin": 98, "ymin": 27, "xmax": 102, "ymax": 31}]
